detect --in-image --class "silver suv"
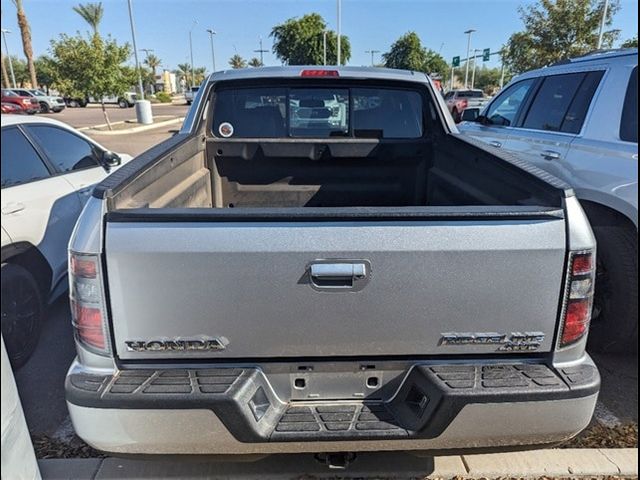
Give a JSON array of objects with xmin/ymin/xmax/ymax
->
[{"xmin": 459, "ymin": 49, "xmax": 638, "ymax": 352}]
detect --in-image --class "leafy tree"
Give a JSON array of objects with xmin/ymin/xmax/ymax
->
[
  {"xmin": 35, "ymin": 55, "xmax": 57, "ymax": 93},
  {"xmin": 72, "ymin": 2, "xmax": 104, "ymax": 36},
  {"xmin": 271, "ymin": 13, "xmax": 350, "ymax": 65},
  {"xmin": 248, "ymin": 57, "xmax": 263, "ymax": 67},
  {"xmin": 11, "ymin": 0, "xmax": 37, "ymax": 87},
  {"xmin": 473, "ymin": 66, "xmax": 513, "ymax": 95},
  {"xmin": 383, "ymin": 32, "xmax": 448, "ymax": 80},
  {"xmin": 49, "ymin": 33, "xmax": 132, "ymax": 128},
  {"xmin": 621, "ymin": 36, "xmax": 638, "ymax": 48},
  {"xmin": 0, "ymin": 55, "xmax": 29, "ymax": 87},
  {"xmin": 503, "ymin": 0, "xmax": 621, "ymax": 74},
  {"xmin": 229, "ymin": 54, "xmax": 247, "ymax": 69}
]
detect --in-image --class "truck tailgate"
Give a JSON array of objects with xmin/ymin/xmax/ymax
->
[{"xmin": 105, "ymin": 211, "xmax": 567, "ymax": 360}]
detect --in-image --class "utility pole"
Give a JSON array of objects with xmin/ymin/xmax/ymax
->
[
  {"xmin": 323, "ymin": 31, "xmax": 328, "ymax": 65},
  {"xmin": 471, "ymin": 49, "xmax": 480, "ymax": 89},
  {"xmin": 254, "ymin": 37, "xmax": 268, "ymax": 66},
  {"xmin": 189, "ymin": 20, "xmax": 198, "ymax": 89},
  {"xmin": 206, "ymin": 29, "xmax": 216, "ymax": 72},
  {"xmin": 597, "ymin": 0, "xmax": 609, "ymax": 49},
  {"xmin": 336, "ymin": 0, "xmax": 342, "ymax": 65},
  {"xmin": 463, "ymin": 29, "xmax": 475, "ymax": 89},
  {"xmin": 450, "ymin": 64, "xmax": 454, "ymax": 91},
  {"xmin": 126, "ymin": 0, "xmax": 145, "ymax": 100},
  {"xmin": 365, "ymin": 49, "xmax": 380, "ymax": 66},
  {"xmin": 499, "ymin": 50, "xmax": 506, "ymax": 89},
  {"xmin": 1, "ymin": 29, "xmax": 16, "ymax": 88}
]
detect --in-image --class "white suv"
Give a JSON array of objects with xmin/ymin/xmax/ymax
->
[
  {"xmin": 460, "ymin": 49, "xmax": 638, "ymax": 352},
  {"xmin": 1, "ymin": 115, "xmax": 131, "ymax": 367}
]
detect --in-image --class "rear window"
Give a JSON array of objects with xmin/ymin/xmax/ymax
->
[
  {"xmin": 212, "ymin": 86, "xmax": 424, "ymax": 139},
  {"xmin": 457, "ymin": 91, "xmax": 484, "ymax": 98},
  {"xmin": 620, "ymin": 66, "xmax": 638, "ymax": 143}
]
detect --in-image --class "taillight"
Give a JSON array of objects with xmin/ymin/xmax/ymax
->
[
  {"xmin": 69, "ymin": 253, "xmax": 109, "ymax": 354},
  {"xmin": 300, "ymin": 69, "xmax": 339, "ymax": 77},
  {"xmin": 559, "ymin": 251, "xmax": 595, "ymax": 347}
]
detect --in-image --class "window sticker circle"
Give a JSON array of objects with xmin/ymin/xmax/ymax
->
[{"xmin": 219, "ymin": 122, "xmax": 234, "ymax": 138}]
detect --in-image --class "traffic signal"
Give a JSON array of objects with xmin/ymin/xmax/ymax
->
[
  {"xmin": 452, "ymin": 56, "xmax": 460, "ymax": 67},
  {"xmin": 483, "ymin": 48, "xmax": 490, "ymax": 62}
]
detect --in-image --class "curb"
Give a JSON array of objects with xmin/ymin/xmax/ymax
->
[
  {"xmin": 37, "ymin": 448, "xmax": 638, "ymax": 479},
  {"xmin": 80, "ymin": 117, "xmax": 184, "ymax": 135}
]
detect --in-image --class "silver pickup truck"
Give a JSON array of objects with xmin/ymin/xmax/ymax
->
[{"xmin": 65, "ymin": 67, "xmax": 599, "ymax": 462}]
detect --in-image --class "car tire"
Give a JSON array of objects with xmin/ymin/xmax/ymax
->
[
  {"xmin": 587, "ymin": 222, "xmax": 638, "ymax": 353},
  {"xmin": 39, "ymin": 102, "xmax": 50, "ymax": 113},
  {"xmin": 0, "ymin": 263, "xmax": 44, "ymax": 369},
  {"xmin": 118, "ymin": 98, "xmax": 128, "ymax": 108}
]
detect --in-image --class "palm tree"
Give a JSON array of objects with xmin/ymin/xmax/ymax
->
[
  {"xmin": 193, "ymin": 67, "xmax": 207, "ymax": 85},
  {"xmin": 1, "ymin": 55, "xmax": 11, "ymax": 88},
  {"xmin": 176, "ymin": 63, "xmax": 191, "ymax": 89},
  {"xmin": 12, "ymin": 0, "xmax": 37, "ymax": 87},
  {"xmin": 229, "ymin": 54, "xmax": 247, "ymax": 69},
  {"xmin": 143, "ymin": 54, "xmax": 161, "ymax": 93},
  {"xmin": 72, "ymin": 2, "xmax": 104, "ymax": 36},
  {"xmin": 248, "ymin": 57, "xmax": 263, "ymax": 68}
]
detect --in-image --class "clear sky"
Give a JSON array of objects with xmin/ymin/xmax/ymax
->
[{"xmin": 1, "ymin": 0, "xmax": 638, "ymax": 73}]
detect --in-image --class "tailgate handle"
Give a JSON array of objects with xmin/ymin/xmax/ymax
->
[{"xmin": 309, "ymin": 262, "xmax": 369, "ymax": 291}]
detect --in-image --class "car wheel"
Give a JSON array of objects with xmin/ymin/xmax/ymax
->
[
  {"xmin": 118, "ymin": 98, "xmax": 128, "ymax": 108},
  {"xmin": 68, "ymin": 99, "xmax": 78, "ymax": 108},
  {"xmin": 39, "ymin": 102, "xmax": 50, "ymax": 113},
  {"xmin": 587, "ymin": 222, "xmax": 638, "ymax": 352},
  {"xmin": 1, "ymin": 263, "xmax": 44, "ymax": 369}
]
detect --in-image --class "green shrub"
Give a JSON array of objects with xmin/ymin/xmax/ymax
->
[{"xmin": 155, "ymin": 91, "xmax": 172, "ymax": 103}]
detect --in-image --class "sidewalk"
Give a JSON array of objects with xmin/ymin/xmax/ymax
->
[{"xmin": 38, "ymin": 448, "xmax": 638, "ymax": 479}]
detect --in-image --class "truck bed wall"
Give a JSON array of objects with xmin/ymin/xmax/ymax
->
[{"xmin": 106, "ymin": 134, "xmax": 562, "ymax": 210}]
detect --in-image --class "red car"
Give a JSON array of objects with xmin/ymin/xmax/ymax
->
[
  {"xmin": 1, "ymin": 102, "xmax": 25, "ymax": 114},
  {"xmin": 1, "ymin": 89, "xmax": 40, "ymax": 114}
]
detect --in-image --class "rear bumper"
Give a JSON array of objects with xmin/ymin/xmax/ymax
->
[{"xmin": 66, "ymin": 359, "xmax": 599, "ymax": 455}]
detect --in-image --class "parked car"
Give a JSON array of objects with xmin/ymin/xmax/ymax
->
[
  {"xmin": 185, "ymin": 85, "xmax": 199, "ymax": 105},
  {"xmin": 1, "ymin": 115, "xmax": 132, "ymax": 368},
  {"xmin": 65, "ymin": 92, "xmax": 137, "ymax": 108},
  {"xmin": 1, "ymin": 89, "xmax": 39, "ymax": 114},
  {"xmin": 444, "ymin": 89, "xmax": 489, "ymax": 122},
  {"xmin": 66, "ymin": 67, "xmax": 599, "ymax": 460},
  {"xmin": 459, "ymin": 48, "xmax": 638, "ymax": 352},
  {"xmin": 10, "ymin": 88, "xmax": 65, "ymax": 113},
  {"xmin": 1, "ymin": 102, "xmax": 24, "ymax": 114}
]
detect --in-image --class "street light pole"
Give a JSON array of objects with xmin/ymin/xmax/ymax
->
[
  {"xmin": 336, "ymin": 0, "xmax": 342, "ymax": 65},
  {"xmin": 206, "ymin": 29, "xmax": 216, "ymax": 72},
  {"xmin": 365, "ymin": 49, "xmax": 380, "ymax": 66},
  {"xmin": 471, "ymin": 49, "xmax": 480, "ymax": 89},
  {"xmin": 254, "ymin": 37, "xmax": 268, "ymax": 66},
  {"xmin": 1, "ymin": 29, "xmax": 16, "ymax": 88},
  {"xmin": 189, "ymin": 20, "xmax": 197, "ymax": 89},
  {"xmin": 126, "ymin": 0, "xmax": 144, "ymax": 100},
  {"xmin": 463, "ymin": 29, "xmax": 475, "ymax": 89},
  {"xmin": 597, "ymin": 0, "xmax": 609, "ymax": 49}
]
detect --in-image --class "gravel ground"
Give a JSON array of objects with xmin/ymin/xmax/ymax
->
[
  {"xmin": 561, "ymin": 422, "xmax": 638, "ymax": 448},
  {"xmin": 32, "ymin": 434, "xmax": 105, "ymax": 460}
]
